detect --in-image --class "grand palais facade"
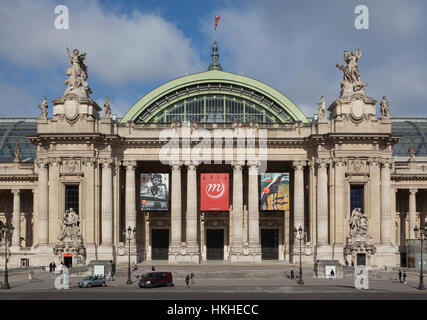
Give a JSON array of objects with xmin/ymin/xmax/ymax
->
[{"xmin": 0, "ymin": 43, "xmax": 426, "ymax": 269}]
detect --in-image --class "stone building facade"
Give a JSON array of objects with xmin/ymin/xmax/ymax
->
[{"xmin": 0, "ymin": 44, "xmax": 426, "ymax": 269}]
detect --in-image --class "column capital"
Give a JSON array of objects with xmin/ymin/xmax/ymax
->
[
  {"xmin": 82, "ymin": 157, "xmax": 97, "ymax": 167},
  {"xmin": 292, "ymin": 160, "xmax": 307, "ymax": 170},
  {"xmin": 11, "ymin": 189, "xmax": 21, "ymax": 195},
  {"xmin": 247, "ymin": 160, "xmax": 260, "ymax": 169},
  {"xmin": 35, "ymin": 158, "xmax": 50, "ymax": 168},
  {"xmin": 184, "ymin": 160, "xmax": 199, "ymax": 170},
  {"xmin": 380, "ymin": 158, "xmax": 394, "ymax": 168},
  {"xmin": 315, "ymin": 158, "xmax": 330, "ymax": 168},
  {"xmin": 333, "ymin": 158, "xmax": 348, "ymax": 167},
  {"xmin": 123, "ymin": 160, "xmax": 137, "ymax": 170},
  {"xmin": 169, "ymin": 160, "xmax": 182, "ymax": 170},
  {"xmin": 48, "ymin": 157, "xmax": 62, "ymax": 167},
  {"xmin": 231, "ymin": 160, "xmax": 245, "ymax": 170},
  {"xmin": 409, "ymin": 188, "xmax": 418, "ymax": 195},
  {"xmin": 100, "ymin": 158, "xmax": 114, "ymax": 168}
]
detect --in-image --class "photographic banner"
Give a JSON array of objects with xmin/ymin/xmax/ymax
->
[
  {"xmin": 140, "ymin": 173, "xmax": 169, "ymax": 211},
  {"xmin": 260, "ymin": 173, "xmax": 290, "ymax": 211},
  {"xmin": 200, "ymin": 173, "xmax": 229, "ymax": 211}
]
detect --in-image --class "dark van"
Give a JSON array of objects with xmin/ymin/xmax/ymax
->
[{"xmin": 138, "ymin": 272, "xmax": 174, "ymax": 288}]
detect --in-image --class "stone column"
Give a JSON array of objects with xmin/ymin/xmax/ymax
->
[
  {"xmin": 185, "ymin": 161, "xmax": 199, "ymax": 260},
  {"xmin": 11, "ymin": 189, "xmax": 21, "ymax": 247},
  {"xmin": 248, "ymin": 161, "xmax": 261, "ymax": 259},
  {"xmin": 409, "ymin": 189, "xmax": 418, "ymax": 240},
  {"xmin": 37, "ymin": 159, "xmax": 49, "ymax": 245},
  {"xmin": 334, "ymin": 159, "xmax": 346, "ymax": 245},
  {"xmin": 230, "ymin": 161, "xmax": 244, "ymax": 260},
  {"xmin": 124, "ymin": 161, "xmax": 137, "ymax": 245},
  {"xmin": 380, "ymin": 160, "xmax": 392, "ymax": 244},
  {"xmin": 293, "ymin": 161, "xmax": 306, "ymax": 230},
  {"xmin": 101, "ymin": 159, "xmax": 113, "ymax": 246},
  {"xmin": 316, "ymin": 159, "xmax": 329, "ymax": 246},
  {"xmin": 169, "ymin": 161, "xmax": 182, "ymax": 261}
]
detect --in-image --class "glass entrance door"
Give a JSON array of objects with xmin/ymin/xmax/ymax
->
[
  {"xmin": 261, "ymin": 229, "xmax": 279, "ymax": 260},
  {"xmin": 206, "ymin": 229, "xmax": 224, "ymax": 260},
  {"xmin": 151, "ymin": 229, "xmax": 169, "ymax": 260}
]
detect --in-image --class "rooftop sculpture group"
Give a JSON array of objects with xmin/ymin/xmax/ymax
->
[
  {"xmin": 64, "ymin": 48, "xmax": 92, "ymax": 98},
  {"xmin": 336, "ymin": 48, "xmax": 368, "ymax": 97}
]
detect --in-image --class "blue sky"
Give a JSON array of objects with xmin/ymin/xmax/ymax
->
[{"xmin": 0, "ymin": 0, "xmax": 426, "ymax": 118}]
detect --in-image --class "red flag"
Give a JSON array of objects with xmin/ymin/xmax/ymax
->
[{"xmin": 215, "ymin": 16, "xmax": 221, "ymax": 30}]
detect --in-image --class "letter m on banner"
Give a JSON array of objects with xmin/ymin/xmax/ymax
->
[{"xmin": 201, "ymin": 173, "xmax": 229, "ymax": 211}]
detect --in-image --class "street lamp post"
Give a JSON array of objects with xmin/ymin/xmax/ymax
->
[
  {"xmin": 414, "ymin": 224, "xmax": 426, "ymax": 290},
  {"xmin": 294, "ymin": 225, "xmax": 306, "ymax": 285},
  {"xmin": 0, "ymin": 221, "xmax": 14, "ymax": 290},
  {"xmin": 125, "ymin": 226, "xmax": 137, "ymax": 285}
]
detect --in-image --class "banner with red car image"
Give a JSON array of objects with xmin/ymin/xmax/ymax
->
[
  {"xmin": 200, "ymin": 173, "xmax": 229, "ymax": 211},
  {"xmin": 260, "ymin": 173, "xmax": 290, "ymax": 211}
]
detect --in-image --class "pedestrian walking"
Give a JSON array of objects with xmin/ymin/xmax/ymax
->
[
  {"xmin": 330, "ymin": 269, "xmax": 335, "ymax": 279},
  {"xmin": 152, "ymin": 266, "xmax": 155, "ymax": 271},
  {"xmin": 185, "ymin": 275, "xmax": 190, "ymax": 287},
  {"xmin": 190, "ymin": 272, "xmax": 195, "ymax": 285},
  {"xmin": 52, "ymin": 262, "xmax": 56, "ymax": 272},
  {"xmin": 403, "ymin": 271, "xmax": 407, "ymax": 284},
  {"xmin": 398, "ymin": 270, "xmax": 402, "ymax": 283},
  {"xmin": 49, "ymin": 262, "xmax": 53, "ymax": 273},
  {"xmin": 351, "ymin": 261, "xmax": 354, "ymax": 267},
  {"xmin": 290, "ymin": 269, "xmax": 295, "ymax": 280}
]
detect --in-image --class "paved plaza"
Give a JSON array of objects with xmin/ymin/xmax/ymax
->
[{"xmin": 0, "ymin": 264, "xmax": 426, "ymax": 300}]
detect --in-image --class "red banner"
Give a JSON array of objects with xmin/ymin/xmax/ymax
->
[{"xmin": 200, "ymin": 173, "xmax": 229, "ymax": 211}]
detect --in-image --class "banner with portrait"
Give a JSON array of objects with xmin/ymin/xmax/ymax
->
[
  {"xmin": 140, "ymin": 173, "xmax": 169, "ymax": 211},
  {"xmin": 260, "ymin": 173, "xmax": 290, "ymax": 211}
]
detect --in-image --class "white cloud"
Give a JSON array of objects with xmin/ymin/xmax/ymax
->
[{"xmin": 0, "ymin": 0, "xmax": 202, "ymax": 86}]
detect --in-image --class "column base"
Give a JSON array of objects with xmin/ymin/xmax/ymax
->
[
  {"xmin": 168, "ymin": 242, "xmax": 200, "ymax": 263},
  {"xmin": 96, "ymin": 245, "xmax": 115, "ymax": 261},
  {"xmin": 316, "ymin": 245, "xmax": 333, "ymax": 260},
  {"xmin": 229, "ymin": 243, "xmax": 262, "ymax": 263},
  {"xmin": 372, "ymin": 245, "xmax": 398, "ymax": 268}
]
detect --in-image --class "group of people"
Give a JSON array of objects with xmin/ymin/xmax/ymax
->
[
  {"xmin": 185, "ymin": 272, "xmax": 195, "ymax": 287},
  {"xmin": 48, "ymin": 262, "xmax": 57, "ymax": 272},
  {"xmin": 398, "ymin": 270, "xmax": 407, "ymax": 284}
]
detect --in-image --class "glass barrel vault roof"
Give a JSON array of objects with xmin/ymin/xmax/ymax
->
[{"xmin": 0, "ymin": 119, "xmax": 37, "ymax": 163}]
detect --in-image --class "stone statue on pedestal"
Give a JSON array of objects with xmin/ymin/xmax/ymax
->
[
  {"xmin": 317, "ymin": 96, "xmax": 327, "ymax": 119},
  {"xmin": 103, "ymin": 96, "xmax": 112, "ymax": 119},
  {"xmin": 380, "ymin": 96, "xmax": 390, "ymax": 118},
  {"xmin": 64, "ymin": 48, "xmax": 92, "ymax": 98},
  {"xmin": 38, "ymin": 96, "xmax": 48, "ymax": 119},
  {"xmin": 336, "ymin": 49, "xmax": 368, "ymax": 97}
]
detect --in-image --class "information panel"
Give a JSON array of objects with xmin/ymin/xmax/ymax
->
[
  {"xmin": 260, "ymin": 173, "xmax": 290, "ymax": 211},
  {"xmin": 200, "ymin": 173, "xmax": 229, "ymax": 211},
  {"xmin": 140, "ymin": 173, "xmax": 169, "ymax": 211}
]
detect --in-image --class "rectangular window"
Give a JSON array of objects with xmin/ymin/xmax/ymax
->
[
  {"xmin": 65, "ymin": 185, "xmax": 79, "ymax": 214},
  {"xmin": 350, "ymin": 185, "xmax": 364, "ymax": 214}
]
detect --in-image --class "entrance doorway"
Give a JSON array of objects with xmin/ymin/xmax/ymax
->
[
  {"xmin": 151, "ymin": 229, "xmax": 169, "ymax": 260},
  {"xmin": 357, "ymin": 253, "xmax": 366, "ymax": 266},
  {"xmin": 261, "ymin": 229, "xmax": 279, "ymax": 260},
  {"xmin": 63, "ymin": 255, "xmax": 72, "ymax": 268},
  {"xmin": 206, "ymin": 229, "xmax": 224, "ymax": 260}
]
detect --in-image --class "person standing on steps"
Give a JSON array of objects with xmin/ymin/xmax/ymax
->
[
  {"xmin": 398, "ymin": 270, "xmax": 402, "ymax": 283},
  {"xmin": 190, "ymin": 272, "xmax": 195, "ymax": 285},
  {"xmin": 185, "ymin": 275, "xmax": 190, "ymax": 287},
  {"xmin": 403, "ymin": 271, "xmax": 407, "ymax": 284}
]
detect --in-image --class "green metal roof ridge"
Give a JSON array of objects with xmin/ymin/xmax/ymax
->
[{"xmin": 120, "ymin": 70, "xmax": 308, "ymax": 123}]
